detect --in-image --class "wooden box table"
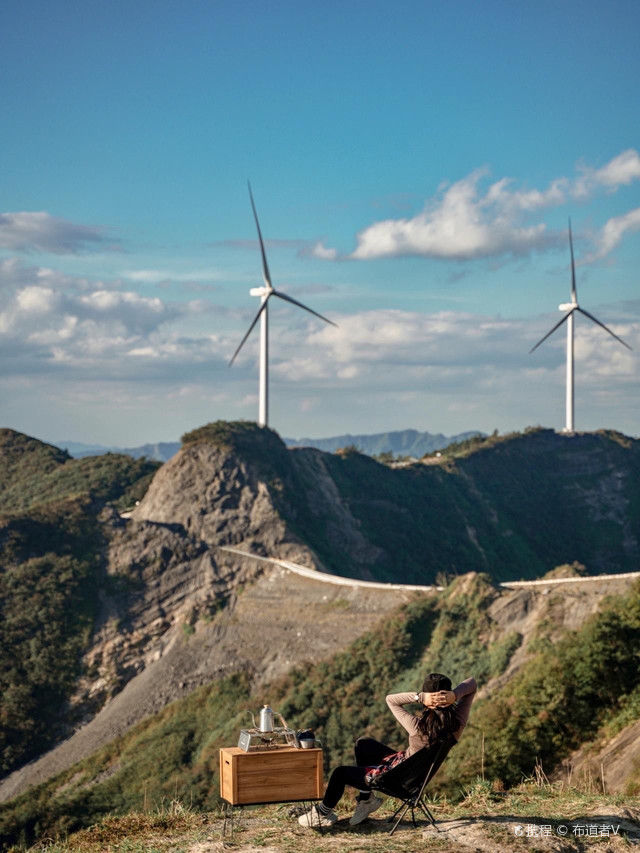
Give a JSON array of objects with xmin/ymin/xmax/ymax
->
[{"xmin": 219, "ymin": 745, "xmax": 323, "ymax": 805}]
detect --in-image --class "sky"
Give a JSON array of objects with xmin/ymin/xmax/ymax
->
[{"xmin": 1, "ymin": 0, "xmax": 639, "ymax": 446}]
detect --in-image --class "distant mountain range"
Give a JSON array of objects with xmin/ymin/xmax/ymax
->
[
  {"xmin": 59, "ymin": 428, "xmax": 484, "ymax": 462},
  {"xmin": 285, "ymin": 428, "xmax": 483, "ymax": 456},
  {"xmin": 59, "ymin": 440, "xmax": 182, "ymax": 462}
]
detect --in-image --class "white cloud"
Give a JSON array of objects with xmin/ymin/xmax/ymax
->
[
  {"xmin": 76, "ymin": 290, "xmax": 171, "ymax": 334},
  {"xmin": 596, "ymin": 149, "xmax": 640, "ymax": 187},
  {"xmin": 0, "ymin": 258, "xmax": 224, "ymax": 376},
  {"xmin": 122, "ymin": 268, "xmax": 224, "ymax": 284},
  {"xmin": 16, "ymin": 285, "xmax": 58, "ymax": 314},
  {"xmin": 307, "ymin": 241, "xmax": 338, "ymax": 260},
  {"xmin": 349, "ymin": 170, "xmax": 557, "ymax": 261},
  {"xmin": 314, "ymin": 150, "xmax": 640, "ymax": 263},
  {"xmin": 4, "ymin": 282, "xmax": 178, "ymax": 338},
  {"xmin": 266, "ymin": 308, "xmax": 639, "ymax": 417},
  {"xmin": 0, "ymin": 212, "xmax": 110, "ymax": 254},
  {"xmin": 575, "ymin": 149, "xmax": 640, "ymax": 197},
  {"xmin": 587, "ymin": 207, "xmax": 640, "ymax": 261},
  {"xmin": 2, "ymin": 289, "xmax": 638, "ymax": 441},
  {"xmin": 271, "ymin": 309, "xmax": 529, "ymax": 382},
  {"xmin": 483, "ymin": 176, "xmax": 569, "ymax": 213}
]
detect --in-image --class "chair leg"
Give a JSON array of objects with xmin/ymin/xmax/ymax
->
[
  {"xmin": 388, "ymin": 801, "xmax": 412, "ymax": 836},
  {"xmin": 418, "ymin": 799, "xmax": 439, "ymax": 830},
  {"xmin": 387, "ymin": 800, "xmax": 406, "ymax": 823},
  {"xmin": 303, "ymin": 800, "xmax": 325, "ymax": 834}
]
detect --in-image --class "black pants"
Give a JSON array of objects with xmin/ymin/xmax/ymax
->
[{"xmin": 322, "ymin": 737, "xmax": 396, "ymax": 809}]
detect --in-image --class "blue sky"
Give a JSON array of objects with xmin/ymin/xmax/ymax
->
[{"xmin": 1, "ymin": 0, "xmax": 639, "ymax": 445}]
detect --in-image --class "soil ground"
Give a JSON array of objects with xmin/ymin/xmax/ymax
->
[{"xmin": 20, "ymin": 786, "xmax": 640, "ymax": 853}]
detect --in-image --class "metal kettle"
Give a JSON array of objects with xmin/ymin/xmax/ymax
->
[{"xmin": 259, "ymin": 704, "xmax": 274, "ymax": 733}]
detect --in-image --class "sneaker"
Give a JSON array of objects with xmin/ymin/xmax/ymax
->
[
  {"xmin": 349, "ymin": 793, "xmax": 383, "ymax": 825},
  {"xmin": 297, "ymin": 804, "xmax": 338, "ymax": 828}
]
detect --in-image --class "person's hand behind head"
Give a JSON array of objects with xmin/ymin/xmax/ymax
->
[{"xmin": 421, "ymin": 690, "xmax": 455, "ymax": 708}]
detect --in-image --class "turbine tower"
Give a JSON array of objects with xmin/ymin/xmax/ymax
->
[
  {"xmin": 229, "ymin": 183, "xmax": 336, "ymax": 427},
  {"xmin": 530, "ymin": 220, "xmax": 631, "ymax": 434}
]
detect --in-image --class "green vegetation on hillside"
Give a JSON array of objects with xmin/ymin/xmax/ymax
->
[
  {"xmin": 285, "ymin": 428, "xmax": 640, "ymax": 582},
  {"xmin": 181, "ymin": 420, "xmax": 270, "ymax": 449},
  {"xmin": 445, "ymin": 579, "xmax": 640, "ymax": 790},
  {"xmin": 0, "ymin": 429, "xmax": 159, "ymax": 515},
  {"xmin": 427, "ymin": 427, "xmax": 516, "ymax": 460},
  {"xmin": 0, "ymin": 431, "xmax": 160, "ymax": 779},
  {"xmin": 449, "ymin": 429, "xmax": 640, "ymax": 579},
  {"xmin": 181, "ymin": 420, "xmax": 293, "ymax": 491},
  {"xmin": 0, "ymin": 673, "xmax": 251, "ymax": 849},
  {"xmin": 0, "ymin": 499, "xmax": 102, "ymax": 775},
  {"xmin": 272, "ymin": 574, "xmax": 523, "ymax": 771},
  {"xmin": 294, "ymin": 441, "xmax": 542, "ymax": 582}
]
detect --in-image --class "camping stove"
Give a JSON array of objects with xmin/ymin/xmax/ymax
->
[{"xmin": 237, "ymin": 726, "xmax": 298, "ymax": 752}]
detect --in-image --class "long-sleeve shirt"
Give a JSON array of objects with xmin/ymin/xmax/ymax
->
[{"xmin": 385, "ymin": 676, "xmax": 477, "ymax": 758}]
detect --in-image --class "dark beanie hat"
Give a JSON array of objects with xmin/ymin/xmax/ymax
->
[{"xmin": 422, "ymin": 672, "xmax": 452, "ymax": 693}]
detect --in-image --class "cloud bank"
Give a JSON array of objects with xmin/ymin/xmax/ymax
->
[
  {"xmin": 311, "ymin": 149, "xmax": 640, "ymax": 263},
  {"xmin": 0, "ymin": 258, "xmax": 220, "ymax": 377},
  {"xmin": 2, "ymin": 252, "xmax": 637, "ymax": 441},
  {"xmin": 0, "ymin": 212, "xmax": 111, "ymax": 254}
]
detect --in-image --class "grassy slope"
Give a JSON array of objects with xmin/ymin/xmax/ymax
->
[
  {"xmin": 0, "ymin": 430, "xmax": 161, "ymax": 777},
  {"xmin": 0, "ymin": 429, "xmax": 159, "ymax": 515},
  {"xmin": 10, "ymin": 784, "xmax": 640, "ymax": 853},
  {"xmin": 3, "ymin": 576, "xmax": 639, "ymax": 850},
  {"xmin": 450, "ymin": 429, "xmax": 640, "ymax": 579}
]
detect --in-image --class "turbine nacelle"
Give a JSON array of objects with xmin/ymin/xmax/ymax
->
[
  {"xmin": 558, "ymin": 302, "xmax": 577, "ymax": 311},
  {"xmin": 250, "ymin": 286, "xmax": 271, "ymax": 297}
]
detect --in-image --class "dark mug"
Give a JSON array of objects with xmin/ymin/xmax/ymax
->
[{"xmin": 297, "ymin": 729, "xmax": 315, "ymax": 748}]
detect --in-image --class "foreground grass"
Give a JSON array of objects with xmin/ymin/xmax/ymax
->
[{"xmin": 11, "ymin": 782, "xmax": 640, "ymax": 853}]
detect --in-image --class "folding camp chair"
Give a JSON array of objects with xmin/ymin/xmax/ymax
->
[{"xmin": 369, "ymin": 734, "xmax": 456, "ymax": 835}]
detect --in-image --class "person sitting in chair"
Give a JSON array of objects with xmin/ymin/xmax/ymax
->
[{"xmin": 298, "ymin": 673, "xmax": 476, "ymax": 828}]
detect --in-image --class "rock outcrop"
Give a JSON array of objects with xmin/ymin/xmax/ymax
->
[{"xmin": 130, "ymin": 432, "xmax": 316, "ymax": 566}]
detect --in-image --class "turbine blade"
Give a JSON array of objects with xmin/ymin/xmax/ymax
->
[
  {"xmin": 568, "ymin": 218, "xmax": 578, "ymax": 304},
  {"xmin": 229, "ymin": 296, "xmax": 270, "ymax": 366},
  {"xmin": 272, "ymin": 289, "xmax": 338, "ymax": 327},
  {"xmin": 247, "ymin": 182, "xmax": 273, "ymax": 290},
  {"xmin": 577, "ymin": 307, "xmax": 632, "ymax": 350},
  {"xmin": 529, "ymin": 311, "xmax": 573, "ymax": 353}
]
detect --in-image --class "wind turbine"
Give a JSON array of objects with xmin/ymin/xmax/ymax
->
[
  {"xmin": 229, "ymin": 183, "xmax": 337, "ymax": 427},
  {"xmin": 529, "ymin": 220, "xmax": 631, "ymax": 434}
]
